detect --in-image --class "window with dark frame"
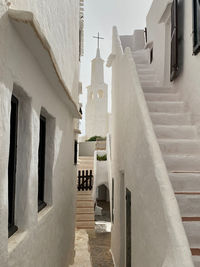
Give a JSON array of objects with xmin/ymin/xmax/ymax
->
[
  {"xmin": 8, "ymin": 95, "xmax": 19, "ymax": 237},
  {"xmin": 38, "ymin": 115, "xmax": 47, "ymax": 212},
  {"xmin": 74, "ymin": 140, "xmax": 78, "ymax": 165},
  {"xmin": 150, "ymin": 47, "xmax": 153, "ymax": 64},
  {"xmin": 170, "ymin": 0, "xmax": 178, "ymax": 81},
  {"xmin": 193, "ymin": 0, "xmax": 200, "ymax": 55}
]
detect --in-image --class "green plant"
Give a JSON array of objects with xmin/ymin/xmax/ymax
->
[
  {"xmin": 87, "ymin": 136, "xmax": 106, "ymax": 142},
  {"xmin": 97, "ymin": 154, "xmax": 107, "ymax": 161}
]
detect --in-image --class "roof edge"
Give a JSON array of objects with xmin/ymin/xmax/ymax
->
[{"xmin": 8, "ymin": 8, "xmax": 81, "ymax": 119}]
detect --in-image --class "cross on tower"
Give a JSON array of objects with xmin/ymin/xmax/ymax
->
[{"xmin": 93, "ymin": 32, "xmax": 104, "ymax": 49}]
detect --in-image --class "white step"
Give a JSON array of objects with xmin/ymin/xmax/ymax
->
[
  {"xmin": 139, "ymin": 74, "xmax": 155, "ymax": 81},
  {"xmin": 183, "ymin": 221, "xmax": 200, "ymax": 247},
  {"xmin": 147, "ymin": 101, "xmax": 185, "ymax": 113},
  {"xmin": 158, "ymin": 140, "xmax": 200, "ymax": 154},
  {"xmin": 154, "ymin": 126, "xmax": 197, "ymax": 139},
  {"xmin": 143, "ymin": 87, "xmax": 174, "ymax": 94},
  {"xmin": 150, "ymin": 113, "xmax": 191, "ymax": 125},
  {"xmin": 176, "ymin": 194, "xmax": 200, "ymax": 217},
  {"xmin": 164, "ymin": 155, "xmax": 200, "ymax": 172},
  {"xmin": 133, "ymin": 56, "xmax": 149, "ymax": 64},
  {"xmin": 169, "ymin": 173, "xmax": 200, "ymax": 192},
  {"xmin": 136, "ymin": 63, "xmax": 152, "ymax": 69},
  {"xmin": 137, "ymin": 69, "xmax": 155, "ymax": 75},
  {"xmin": 141, "ymin": 81, "xmax": 160, "ymax": 87},
  {"xmin": 144, "ymin": 93, "xmax": 180, "ymax": 101}
]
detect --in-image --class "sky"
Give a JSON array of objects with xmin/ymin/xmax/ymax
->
[{"xmin": 80, "ymin": 0, "xmax": 153, "ymax": 135}]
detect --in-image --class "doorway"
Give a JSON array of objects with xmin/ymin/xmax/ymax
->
[{"xmin": 126, "ymin": 188, "xmax": 131, "ymax": 267}]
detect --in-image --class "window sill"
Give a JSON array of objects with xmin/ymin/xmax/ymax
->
[
  {"xmin": 38, "ymin": 201, "xmax": 47, "ymax": 213},
  {"xmin": 8, "ymin": 225, "xmax": 18, "ymax": 238},
  {"xmin": 38, "ymin": 205, "xmax": 53, "ymax": 223},
  {"xmin": 8, "ymin": 230, "xmax": 28, "ymax": 254}
]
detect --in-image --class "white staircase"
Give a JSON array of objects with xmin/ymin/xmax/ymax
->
[{"xmin": 133, "ymin": 49, "xmax": 200, "ymax": 267}]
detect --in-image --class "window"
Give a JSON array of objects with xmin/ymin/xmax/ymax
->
[
  {"xmin": 8, "ymin": 95, "xmax": 18, "ymax": 237},
  {"xmin": 144, "ymin": 27, "xmax": 147, "ymax": 43},
  {"xmin": 74, "ymin": 140, "xmax": 78, "ymax": 165},
  {"xmin": 38, "ymin": 115, "xmax": 47, "ymax": 212},
  {"xmin": 150, "ymin": 47, "xmax": 153, "ymax": 64},
  {"xmin": 193, "ymin": 0, "xmax": 200, "ymax": 55},
  {"xmin": 170, "ymin": 0, "xmax": 178, "ymax": 81}
]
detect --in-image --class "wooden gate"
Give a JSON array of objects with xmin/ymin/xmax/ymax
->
[{"xmin": 78, "ymin": 170, "xmax": 93, "ymax": 191}]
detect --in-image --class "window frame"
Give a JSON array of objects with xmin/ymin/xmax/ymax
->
[
  {"xmin": 8, "ymin": 95, "xmax": 19, "ymax": 237},
  {"xmin": 38, "ymin": 114, "xmax": 47, "ymax": 212},
  {"xmin": 193, "ymin": 0, "xmax": 200, "ymax": 55}
]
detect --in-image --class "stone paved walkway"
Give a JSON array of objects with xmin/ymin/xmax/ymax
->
[
  {"xmin": 87, "ymin": 223, "xmax": 114, "ymax": 267},
  {"xmin": 71, "ymin": 222, "xmax": 113, "ymax": 267}
]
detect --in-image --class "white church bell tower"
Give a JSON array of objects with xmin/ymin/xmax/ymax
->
[{"xmin": 85, "ymin": 33, "xmax": 108, "ymax": 139}]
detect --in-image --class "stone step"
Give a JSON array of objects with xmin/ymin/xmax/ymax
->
[
  {"xmin": 133, "ymin": 56, "xmax": 149, "ymax": 64},
  {"xmin": 141, "ymin": 80, "xmax": 160, "ymax": 87},
  {"xmin": 154, "ymin": 125, "xmax": 197, "ymax": 139},
  {"xmin": 183, "ymin": 221, "xmax": 200, "ymax": 248},
  {"xmin": 147, "ymin": 101, "xmax": 185, "ymax": 113},
  {"xmin": 76, "ymin": 200, "xmax": 94, "ymax": 208},
  {"xmin": 158, "ymin": 140, "xmax": 200, "ymax": 154},
  {"xmin": 176, "ymin": 194, "xmax": 200, "ymax": 217},
  {"xmin": 136, "ymin": 63, "xmax": 152, "ymax": 69},
  {"xmin": 139, "ymin": 74, "xmax": 155, "ymax": 81},
  {"xmin": 150, "ymin": 113, "xmax": 191, "ymax": 125},
  {"xmin": 169, "ymin": 173, "xmax": 200, "ymax": 192},
  {"xmin": 193, "ymin": 256, "xmax": 200, "ymax": 267},
  {"xmin": 76, "ymin": 221, "xmax": 95, "ymax": 229},
  {"xmin": 137, "ymin": 68, "xmax": 155, "ymax": 75},
  {"xmin": 164, "ymin": 155, "xmax": 200, "ymax": 172},
  {"xmin": 143, "ymin": 87, "xmax": 174, "ymax": 94},
  {"xmin": 76, "ymin": 207, "xmax": 94, "ymax": 214},
  {"xmin": 144, "ymin": 93, "xmax": 180, "ymax": 101},
  {"xmin": 77, "ymin": 194, "xmax": 93, "ymax": 201},
  {"xmin": 76, "ymin": 213, "xmax": 94, "ymax": 221},
  {"xmin": 77, "ymin": 191, "xmax": 92, "ymax": 195}
]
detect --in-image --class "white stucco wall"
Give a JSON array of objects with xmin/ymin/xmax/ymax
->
[
  {"xmin": 0, "ymin": 1, "xmax": 79, "ymax": 266},
  {"xmin": 79, "ymin": 142, "xmax": 96, "ymax": 157},
  {"xmin": 146, "ymin": 0, "xmax": 200, "ymax": 133},
  {"xmin": 109, "ymin": 26, "xmax": 193, "ymax": 267},
  {"xmin": 10, "ymin": 0, "xmax": 80, "ymax": 103}
]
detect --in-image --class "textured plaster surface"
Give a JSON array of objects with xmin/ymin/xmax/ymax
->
[
  {"xmin": 109, "ymin": 27, "xmax": 194, "ymax": 267},
  {"xmin": 0, "ymin": 1, "xmax": 78, "ymax": 266},
  {"xmin": 11, "ymin": 0, "xmax": 80, "ymax": 103}
]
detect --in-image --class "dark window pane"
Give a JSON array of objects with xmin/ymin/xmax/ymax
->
[
  {"xmin": 38, "ymin": 115, "xmax": 47, "ymax": 212},
  {"xmin": 8, "ymin": 95, "xmax": 19, "ymax": 237}
]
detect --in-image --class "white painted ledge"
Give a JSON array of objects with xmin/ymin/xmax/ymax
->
[{"xmin": 8, "ymin": 8, "xmax": 81, "ymax": 119}]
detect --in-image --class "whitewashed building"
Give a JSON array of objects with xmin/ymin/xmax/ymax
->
[
  {"xmin": 107, "ymin": 0, "xmax": 200, "ymax": 266},
  {"xmin": 0, "ymin": 0, "xmax": 83, "ymax": 266}
]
